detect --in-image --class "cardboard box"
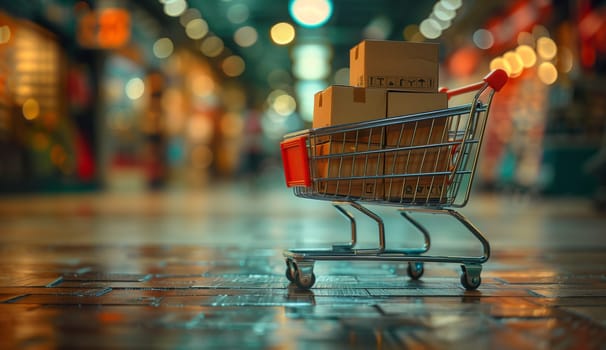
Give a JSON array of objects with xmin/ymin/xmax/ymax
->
[
  {"xmin": 312, "ymin": 85, "xmax": 387, "ymax": 143},
  {"xmin": 383, "ymin": 147, "xmax": 450, "ymax": 202},
  {"xmin": 385, "ymin": 91, "xmax": 448, "ymax": 147},
  {"xmin": 312, "ymin": 85, "xmax": 385, "ymax": 128},
  {"xmin": 384, "ymin": 91, "xmax": 449, "ymax": 202},
  {"xmin": 349, "ymin": 40, "xmax": 439, "ymax": 92},
  {"xmin": 313, "ymin": 141, "xmax": 383, "ymax": 200}
]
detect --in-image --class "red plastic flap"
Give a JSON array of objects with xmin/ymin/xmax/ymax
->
[{"xmin": 280, "ymin": 135, "xmax": 311, "ymax": 188}]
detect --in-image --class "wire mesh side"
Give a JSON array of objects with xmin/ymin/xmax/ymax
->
[
  {"xmin": 293, "ymin": 103, "xmax": 491, "ymax": 207},
  {"xmin": 291, "ymin": 83, "xmax": 496, "ymax": 207}
]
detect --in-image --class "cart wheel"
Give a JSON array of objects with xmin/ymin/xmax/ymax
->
[
  {"xmin": 460, "ymin": 271, "xmax": 481, "ymax": 290},
  {"xmin": 285, "ymin": 260, "xmax": 296, "ymax": 283},
  {"xmin": 407, "ymin": 261, "xmax": 424, "ymax": 280},
  {"xmin": 294, "ymin": 270, "xmax": 316, "ymax": 289}
]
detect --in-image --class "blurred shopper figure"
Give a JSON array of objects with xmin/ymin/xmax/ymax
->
[
  {"xmin": 585, "ymin": 128, "xmax": 606, "ymax": 211},
  {"xmin": 240, "ymin": 107, "xmax": 265, "ymax": 180},
  {"xmin": 141, "ymin": 69, "xmax": 167, "ymax": 190}
]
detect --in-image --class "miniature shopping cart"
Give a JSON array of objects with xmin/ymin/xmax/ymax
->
[{"xmin": 280, "ymin": 69, "xmax": 508, "ymax": 290}]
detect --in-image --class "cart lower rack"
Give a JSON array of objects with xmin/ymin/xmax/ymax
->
[{"xmin": 280, "ymin": 70, "xmax": 508, "ymax": 290}]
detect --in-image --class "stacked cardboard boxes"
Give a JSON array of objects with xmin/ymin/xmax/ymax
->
[{"xmin": 312, "ymin": 40, "xmax": 450, "ymax": 202}]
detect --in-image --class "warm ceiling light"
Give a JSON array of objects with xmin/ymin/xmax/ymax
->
[
  {"xmin": 270, "ymin": 22, "xmax": 295, "ymax": 45},
  {"xmin": 537, "ymin": 37, "xmax": 557, "ymax": 60},
  {"xmin": 490, "ymin": 57, "xmax": 512, "ymax": 76},
  {"xmin": 503, "ymin": 51, "xmax": 524, "ymax": 77},
  {"xmin": 272, "ymin": 94, "xmax": 296, "ymax": 116},
  {"xmin": 538, "ymin": 62, "xmax": 558, "ymax": 84},
  {"xmin": 515, "ymin": 45, "xmax": 537, "ymax": 68},
  {"xmin": 289, "ymin": 0, "xmax": 333, "ymax": 28}
]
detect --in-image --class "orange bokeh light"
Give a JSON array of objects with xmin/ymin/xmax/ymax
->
[{"xmin": 448, "ymin": 46, "xmax": 481, "ymax": 78}]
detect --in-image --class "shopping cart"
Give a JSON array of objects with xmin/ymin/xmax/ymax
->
[{"xmin": 280, "ymin": 69, "xmax": 508, "ymax": 290}]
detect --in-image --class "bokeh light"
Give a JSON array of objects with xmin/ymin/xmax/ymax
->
[
  {"xmin": 222, "ymin": 55, "xmax": 245, "ymax": 77},
  {"xmin": 363, "ymin": 16, "xmax": 392, "ymax": 40},
  {"xmin": 234, "ymin": 26, "xmax": 258, "ymax": 47},
  {"xmin": 200, "ymin": 36, "xmax": 224, "ymax": 57},
  {"xmin": 490, "ymin": 57, "xmax": 512, "ymax": 76},
  {"xmin": 292, "ymin": 43, "xmax": 331, "ymax": 80},
  {"xmin": 0, "ymin": 25, "xmax": 11, "ymax": 44},
  {"xmin": 515, "ymin": 45, "xmax": 537, "ymax": 68},
  {"xmin": 267, "ymin": 69, "xmax": 293, "ymax": 89},
  {"xmin": 419, "ymin": 18, "xmax": 442, "ymax": 39},
  {"xmin": 190, "ymin": 144, "xmax": 213, "ymax": 169},
  {"xmin": 333, "ymin": 67, "xmax": 349, "ymax": 85},
  {"xmin": 441, "ymin": 0, "xmax": 462, "ymax": 10},
  {"xmin": 179, "ymin": 8, "xmax": 201, "ymax": 27},
  {"xmin": 22, "ymin": 98, "xmax": 40, "ymax": 120},
  {"xmin": 473, "ymin": 29, "xmax": 494, "ymax": 49},
  {"xmin": 538, "ymin": 62, "xmax": 558, "ymax": 84},
  {"xmin": 537, "ymin": 37, "xmax": 557, "ymax": 60},
  {"xmin": 272, "ymin": 94, "xmax": 297, "ymax": 116},
  {"xmin": 403, "ymin": 24, "xmax": 419, "ymax": 41},
  {"xmin": 558, "ymin": 47, "xmax": 574, "ymax": 73},
  {"xmin": 270, "ymin": 22, "xmax": 296, "ymax": 45},
  {"xmin": 188, "ymin": 116, "xmax": 213, "ymax": 142},
  {"xmin": 517, "ymin": 31, "xmax": 534, "ymax": 46},
  {"xmin": 190, "ymin": 74, "xmax": 215, "ymax": 97},
  {"xmin": 503, "ymin": 51, "xmax": 524, "ymax": 77},
  {"xmin": 153, "ymin": 38, "xmax": 174, "ymax": 59},
  {"xmin": 185, "ymin": 18, "xmax": 208, "ymax": 40},
  {"xmin": 532, "ymin": 25, "xmax": 550, "ymax": 40},
  {"xmin": 295, "ymin": 80, "xmax": 326, "ymax": 122},
  {"xmin": 289, "ymin": 0, "xmax": 333, "ymax": 28},
  {"xmin": 449, "ymin": 47, "xmax": 480, "ymax": 77},
  {"xmin": 433, "ymin": 1, "xmax": 456, "ymax": 21},
  {"xmin": 220, "ymin": 112, "xmax": 244, "ymax": 137},
  {"xmin": 163, "ymin": 0, "xmax": 187, "ymax": 17},
  {"xmin": 125, "ymin": 78, "xmax": 144, "ymax": 100},
  {"xmin": 227, "ymin": 3, "xmax": 249, "ymax": 24},
  {"xmin": 430, "ymin": 13, "xmax": 452, "ymax": 30}
]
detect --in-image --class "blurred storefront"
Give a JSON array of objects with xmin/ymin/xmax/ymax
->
[
  {"xmin": 0, "ymin": 0, "xmax": 604, "ymax": 200},
  {"xmin": 0, "ymin": 0, "xmax": 252, "ymax": 193}
]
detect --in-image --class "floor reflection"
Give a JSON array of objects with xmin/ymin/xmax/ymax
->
[{"xmin": 0, "ymin": 186, "xmax": 604, "ymax": 349}]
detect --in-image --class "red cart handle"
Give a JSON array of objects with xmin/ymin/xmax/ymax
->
[{"xmin": 439, "ymin": 69, "xmax": 508, "ymax": 99}]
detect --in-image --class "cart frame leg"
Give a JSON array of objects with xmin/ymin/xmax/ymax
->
[{"xmin": 283, "ymin": 204, "xmax": 491, "ymax": 290}]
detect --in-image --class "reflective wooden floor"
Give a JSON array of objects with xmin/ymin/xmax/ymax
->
[{"xmin": 0, "ymin": 180, "xmax": 605, "ymax": 349}]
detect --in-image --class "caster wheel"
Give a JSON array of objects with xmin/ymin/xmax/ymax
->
[
  {"xmin": 285, "ymin": 267, "xmax": 296, "ymax": 283},
  {"xmin": 407, "ymin": 261, "xmax": 424, "ymax": 280},
  {"xmin": 460, "ymin": 272, "xmax": 481, "ymax": 290},
  {"xmin": 294, "ymin": 270, "xmax": 316, "ymax": 289},
  {"xmin": 285, "ymin": 261, "xmax": 296, "ymax": 283}
]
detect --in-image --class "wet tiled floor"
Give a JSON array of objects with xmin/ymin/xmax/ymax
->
[{"xmin": 0, "ymin": 181, "xmax": 605, "ymax": 349}]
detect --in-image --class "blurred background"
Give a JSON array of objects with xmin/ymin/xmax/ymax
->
[{"xmin": 0, "ymin": 0, "xmax": 604, "ymax": 205}]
